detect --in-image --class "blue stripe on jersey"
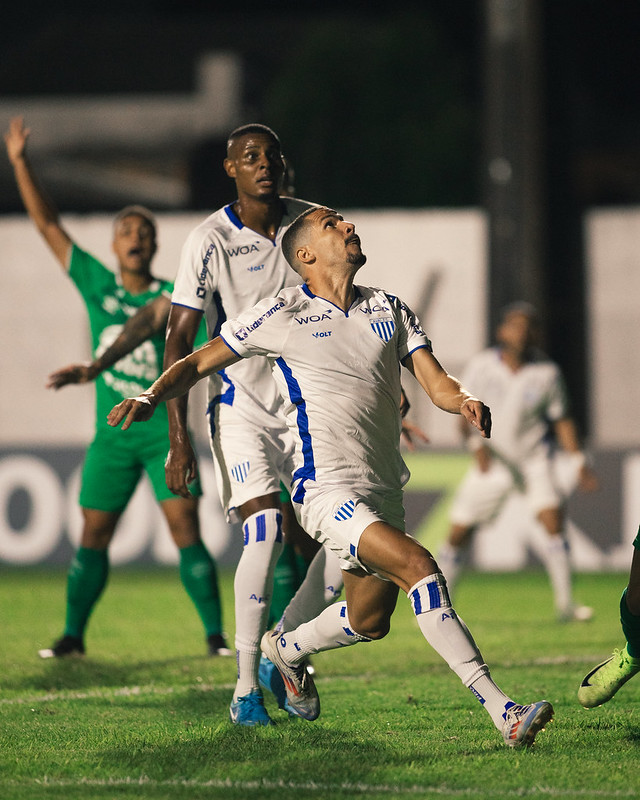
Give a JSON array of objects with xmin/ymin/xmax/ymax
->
[
  {"xmin": 210, "ymin": 290, "xmax": 227, "ymax": 338},
  {"xmin": 224, "ymin": 204, "xmax": 244, "ymax": 229},
  {"xmin": 411, "ymin": 587, "xmax": 422, "ymax": 615},
  {"xmin": 276, "ymin": 357, "xmax": 315, "ymax": 503},
  {"xmin": 401, "ymin": 343, "xmax": 433, "ymax": 363},
  {"xmin": 206, "ymin": 369, "xmax": 235, "ymax": 438}
]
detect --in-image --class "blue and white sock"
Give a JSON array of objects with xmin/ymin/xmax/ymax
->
[
  {"xmin": 233, "ymin": 508, "xmax": 284, "ymax": 700},
  {"xmin": 277, "ymin": 601, "xmax": 370, "ymax": 665},
  {"xmin": 409, "ymin": 573, "xmax": 513, "ymax": 729}
]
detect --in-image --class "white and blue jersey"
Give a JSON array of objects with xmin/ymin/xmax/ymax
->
[
  {"xmin": 220, "ymin": 284, "xmax": 432, "ymax": 503},
  {"xmin": 171, "ymin": 197, "xmax": 316, "ymax": 416},
  {"xmin": 171, "ymin": 197, "xmax": 316, "ymax": 516}
]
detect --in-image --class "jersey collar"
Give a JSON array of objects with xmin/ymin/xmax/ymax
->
[{"xmin": 301, "ymin": 283, "xmax": 362, "ymax": 316}]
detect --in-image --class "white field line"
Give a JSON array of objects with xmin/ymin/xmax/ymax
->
[
  {"xmin": 2, "ymin": 776, "xmax": 638, "ymax": 797},
  {"xmin": 0, "ymin": 654, "xmax": 604, "ymax": 707},
  {"xmin": 0, "ymin": 681, "xmax": 236, "ymax": 706}
]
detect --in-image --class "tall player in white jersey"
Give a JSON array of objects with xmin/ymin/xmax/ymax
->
[
  {"xmin": 108, "ymin": 206, "xmax": 554, "ymax": 748},
  {"xmin": 438, "ymin": 303, "xmax": 599, "ymax": 621},
  {"xmin": 163, "ymin": 125, "xmax": 340, "ymax": 726}
]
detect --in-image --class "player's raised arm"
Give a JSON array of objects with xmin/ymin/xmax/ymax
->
[
  {"xmin": 107, "ymin": 336, "xmax": 241, "ymax": 430},
  {"xmin": 4, "ymin": 116, "xmax": 72, "ymax": 268},
  {"xmin": 403, "ymin": 347, "xmax": 491, "ymax": 439}
]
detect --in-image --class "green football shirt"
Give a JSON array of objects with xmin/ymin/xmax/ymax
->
[{"xmin": 68, "ymin": 245, "xmax": 173, "ymax": 437}]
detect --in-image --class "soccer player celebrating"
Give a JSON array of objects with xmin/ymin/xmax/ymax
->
[
  {"xmin": 108, "ymin": 206, "xmax": 554, "ymax": 748},
  {"xmin": 5, "ymin": 116, "xmax": 229, "ymax": 658}
]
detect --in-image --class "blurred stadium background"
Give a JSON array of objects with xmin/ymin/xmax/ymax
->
[{"xmin": 1, "ymin": 0, "xmax": 639, "ymax": 572}]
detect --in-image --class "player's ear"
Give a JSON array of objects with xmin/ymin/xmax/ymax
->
[
  {"xmin": 223, "ymin": 157, "xmax": 236, "ymax": 179},
  {"xmin": 296, "ymin": 245, "xmax": 315, "ymax": 265}
]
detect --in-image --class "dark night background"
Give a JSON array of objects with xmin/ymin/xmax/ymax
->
[{"xmin": 1, "ymin": 0, "xmax": 639, "ymax": 432}]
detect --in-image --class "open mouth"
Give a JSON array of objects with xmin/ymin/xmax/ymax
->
[{"xmin": 128, "ymin": 247, "xmax": 143, "ymax": 256}]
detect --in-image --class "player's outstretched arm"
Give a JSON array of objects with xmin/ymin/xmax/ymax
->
[
  {"xmin": 403, "ymin": 347, "xmax": 491, "ymax": 438},
  {"xmin": 4, "ymin": 116, "xmax": 72, "ymax": 268},
  {"xmin": 107, "ymin": 336, "xmax": 241, "ymax": 431},
  {"xmin": 47, "ymin": 295, "xmax": 171, "ymax": 390}
]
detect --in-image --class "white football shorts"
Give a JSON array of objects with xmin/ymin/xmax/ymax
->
[
  {"xmin": 207, "ymin": 398, "xmax": 295, "ymax": 520},
  {"xmin": 294, "ymin": 485, "xmax": 406, "ymax": 577},
  {"xmin": 449, "ymin": 452, "xmax": 563, "ymax": 527}
]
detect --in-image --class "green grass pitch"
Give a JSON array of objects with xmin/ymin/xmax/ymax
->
[{"xmin": 1, "ymin": 565, "xmax": 639, "ymax": 800}]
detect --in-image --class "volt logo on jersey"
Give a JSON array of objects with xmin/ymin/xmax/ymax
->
[
  {"xmin": 231, "ymin": 461, "xmax": 250, "ymax": 483},
  {"xmin": 370, "ymin": 318, "xmax": 395, "ymax": 343},
  {"xmin": 312, "ymin": 331, "xmax": 332, "ymax": 338}
]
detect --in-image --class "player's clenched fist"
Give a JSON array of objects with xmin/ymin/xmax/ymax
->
[{"xmin": 107, "ymin": 395, "xmax": 157, "ymax": 430}]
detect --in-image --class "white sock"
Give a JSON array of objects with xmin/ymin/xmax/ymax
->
[
  {"xmin": 233, "ymin": 508, "xmax": 284, "ymax": 700},
  {"xmin": 437, "ymin": 541, "xmax": 467, "ymax": 598},
  {"xmin": 408, "ymin": 573, "xmax": 513, "ymax": 729},
  {"xmin": 277, "ymin": 548, "xmax": 344, "ymax": 633},
  {"xmin": 540, "ymin": 532, "xmax": 573, "ymax": 615},
  {"xmin": 277, "ymin": 601, "xmax": 370, "ymax": 664}
]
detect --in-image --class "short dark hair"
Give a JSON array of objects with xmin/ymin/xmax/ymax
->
[
  {"xmin": 499, "ymin": 301, "xmax": 539, "ymax": 324},
  {"xmin": 113, "ymin": 205, "xmax": 157, "ymax": 239},
  {"xmin": 226, "ymin": 124, "xmax": 280, "ymax": 155},
  {"xmin": 281, "ymin": 207, "xmax": 320, "ymax": 272}
]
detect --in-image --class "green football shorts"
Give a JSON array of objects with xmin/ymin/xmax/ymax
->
[{"xmin": 79, "ymin": 427, "xmax": 202, "ymax": 512}]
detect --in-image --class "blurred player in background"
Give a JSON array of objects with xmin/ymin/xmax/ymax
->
[
  {"xmin": 4, "ymin": 116, "xmax": 230, "ymax": 659},
  {"xmin": 438, "ymin": 302, "xmax": 599, "ymax": 621},
  {"xmin": 107, "ymin": 205, "xmax": 554, "ymax": 748},
  {"xmin": 579, "ymin": 525, "xmax": 640, "ymax": 707}
]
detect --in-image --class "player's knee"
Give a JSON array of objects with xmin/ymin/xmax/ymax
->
[
  {"xmin": 350, "ymin": 608, "xmax": 392, "ymax": 640},
  {"xmin": 403, "ymin": 549, "xmax": 439, "ymax": 588}
]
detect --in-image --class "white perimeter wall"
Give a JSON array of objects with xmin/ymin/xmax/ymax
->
[
  {"xmin": 586, "ymin": 207, "xmax": 640, "ymax": 449},
  {"xmin": 0, "ymin": 208, "xmax": 487, "ymax": 448}
]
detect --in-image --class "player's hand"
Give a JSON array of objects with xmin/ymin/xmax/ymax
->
[
  {"xmin": 401, "ymin": 419, "xmax": 430, "ymax": 451},
  {"xmin": 461, "ymin": 398, "xmax": 491, "ymax": 438},
  {"xmin": 107, "ymin": 395, "xmax": 156, "ymax": 430},
  {"xmin": 46, "ymin": 363, "xmax": 99, "ymax": 389},
  {"xmin": 5, "ymin": 116, "xmax": 29, "ymax": 165},
  {"xmin": 165, "ymin": 438, "xmax": 199, "ymax": 499},
  {"xmin": 577, "ymin": 464, "xmax": 599, "ymax": 493}
]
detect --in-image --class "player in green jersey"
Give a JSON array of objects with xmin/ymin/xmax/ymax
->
[{"xmin": 5, "ymin": 116, "xmax": 230, "ymax": 659}]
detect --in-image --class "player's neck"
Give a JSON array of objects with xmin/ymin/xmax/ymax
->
[
  {"xmin": 232, "ymin": 195, "xmax": 284, "ymax": 241},
  {"xmin": 306, "ymin": 273, "xmax": 356, "ymax": 313},
  {"xmin": 499, "ymin": 347, "xmax": 525, "ymax": 372},
  {"xmin": 119, "ymin": 267, "xmax": 153, "ymax": 295}
]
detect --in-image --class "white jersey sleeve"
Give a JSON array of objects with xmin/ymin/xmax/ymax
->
[
  {"xmin": 172, "ymin": 217, "xmax": 222, "ymax": 324},
  {"xmin": 220, "ymin": 292, "xmax": 293, "ymax": 361},
  {"xmin": 386, "ymin": 292, "xmax": 433, "ymax": 361}
]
